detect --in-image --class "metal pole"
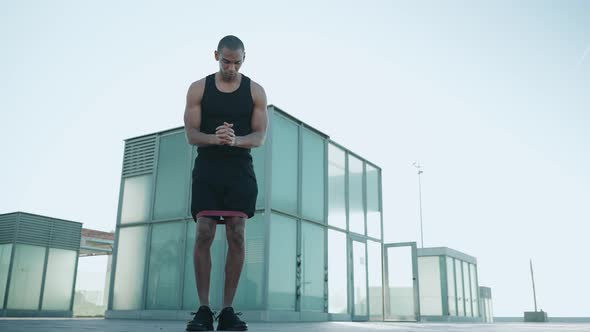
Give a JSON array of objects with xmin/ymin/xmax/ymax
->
[
  {"xmin": 530, "ymin": 259, "xmax": 538, "ymax": 312},
  {"xmin": 413, "ymin": 162, "xmax": 424, "ymax": 248}
]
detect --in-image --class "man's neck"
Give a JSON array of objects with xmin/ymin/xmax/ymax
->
[{"xmin": 217, "ymin": 72, "xmax": 241, "ymax": 84}]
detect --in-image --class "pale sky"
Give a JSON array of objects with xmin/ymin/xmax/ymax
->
[{"xmin": 1, "ymin": 0, "xmax": 589, "ymax": 317}]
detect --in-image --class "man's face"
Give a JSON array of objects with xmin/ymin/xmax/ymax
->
[{"xmin": 215, "ymin": 47, "xmax": 245, "ymax": 81}]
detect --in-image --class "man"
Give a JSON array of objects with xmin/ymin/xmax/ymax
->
[{"xmin": 183, "ymin": 35, "xmax": 267, "ymax": 331}]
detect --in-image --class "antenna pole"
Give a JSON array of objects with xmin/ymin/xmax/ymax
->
[
  {"xmin": 413, "ymin": 161, "xmax": 424, "ymax": 248},
  {"xmin": 530, "ymin": 259, "xmax": 538, "ymax": 312}
]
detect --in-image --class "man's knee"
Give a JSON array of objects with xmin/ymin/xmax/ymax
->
[
  {"xmin": 226, "ymin": 219, "xmax": 245, "ymax": 249},
  {"xmin": 196, "ymin": 218, "xmax": 216, "ymax": 248},
  {"xmin": 228, "ymin": 231, "xmax": 244, "ymax": 249}
]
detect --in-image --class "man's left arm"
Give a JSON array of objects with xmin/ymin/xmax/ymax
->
[{"xmin": 234, "ymin": 81, "xmax": 268, "ymax": 148}]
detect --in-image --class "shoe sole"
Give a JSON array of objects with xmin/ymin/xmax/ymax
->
[
  {"xmin": 216, "ymin": 327, "xmax": 247, "ymax": 331},
  {"xmin": 186, "ymin": 325, "xmax": 214, "ymax": 331}
]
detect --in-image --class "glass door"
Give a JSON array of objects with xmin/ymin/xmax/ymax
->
[
  {"xmin": 383, "ymin": 242, "xmax": 420, "ymax": 321},
  {"xmin": 349, "ymin": 236, "xmax": 368, "ymax": 321}
]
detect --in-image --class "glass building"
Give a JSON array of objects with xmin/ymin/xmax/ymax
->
[
  {"xmin": 479, "ymin": 286, "xmax": 493, "ymax": 323},
  {"xmin": 106, "ymin": 105, "xmax": 385, "ymax": 321},
  {"xmin": 0, "ymin": 212, "xmax": 82, "ymax": 317},
  {"xmin": 105, "ymin": 105, "xmax": 492, "ymax": 323},
  {"xmin": 418, "ymin": 247, "xmax": 480, "ymax": 322},
  {"xmin": 381, "ymin": 245, "xmax": 484, "ymax": 322}
]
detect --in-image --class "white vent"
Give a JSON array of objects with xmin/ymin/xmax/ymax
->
[
  {"xmin": 123, "ymin": 135, "xmax": 157, "ymax": 177},
  {"xmin": 0, "ymin": 214, "xmax": 17, "ymax": 244}
]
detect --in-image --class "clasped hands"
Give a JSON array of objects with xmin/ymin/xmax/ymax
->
[{"xmin": 215, "ymin": 122, "xmax": 237, "ymax": 146}]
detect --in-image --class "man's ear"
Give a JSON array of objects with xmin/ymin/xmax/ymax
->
[{"xmin": 214, "ymin": 50, "xmax": 219, "ymax": 61}]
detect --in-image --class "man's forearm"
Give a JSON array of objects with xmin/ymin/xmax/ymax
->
[
  {"xmin": 187, "ymin": 128, "xmax": 214, "ymax": 147},
  {"xmin": 234, "ymin": 131, "xmax": 265, "ymax": 149}
]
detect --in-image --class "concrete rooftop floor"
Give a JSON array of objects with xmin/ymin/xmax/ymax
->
[{"xmin": 1, "ymin": 319, "xmax": 590, "ymax": 332}]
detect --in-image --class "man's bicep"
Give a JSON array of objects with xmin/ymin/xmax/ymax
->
[
  {"xmin": 251, "ymin": 105, "xmax": 268, "ymax": 133},
  {"xmin": 184, "ymin": 82, "xmax": 204, "ymax": 131},
  {"xmin": 251, "ymin": 85, "xmax": 268, "ymax": 133},
  {"xmin": 185, "ymin": 103, "xmax": 202, "ymax": 131}
]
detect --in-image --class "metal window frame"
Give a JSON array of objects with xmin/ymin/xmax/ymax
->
[
  {"xmin": 1, "ymin": 213, "xmax": 19, "ymax": 311},
  {"xmin": 448, "ymin": 256, "xmax": 458, "ymax": 316},
  {"xmin": 295, "ymin": 121, "xmax": 303, "ymax": 313},
  {"xmin": 323, "ymin": 138, "xmax": 329, "ymax": 314},
  {"xmin": 462, "ymin": 260, "xmax": 471, "ymax": 317},
  {"xmin": 140, "ymin": 132, "xmax": 162, "ymax": 310},
  {"xmin": 458, "ymin": 259, "xmax": 467, "ymax": 317},
  {"xmin": 262, "ymin": 106, "xmax": 274, "ymax": 311},
  {"xmin": 37, "ymin": 223, "xmax": 52, "ymax": 310},
  {"xmin": 439, "ymin": 255, "xmax": 449, "ymax": 316}
]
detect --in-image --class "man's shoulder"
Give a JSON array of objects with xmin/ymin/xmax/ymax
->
[
  {"xmin": 186, "ymin": 77, "xmax": 210, "ymax": 103},
  {"xmin": 191, "ymin": 76, "xmax": 209, "ymax": 88},
  {"xmin": 248, "ymin": 78, "xmax": 265, "ymax": 94},
  {"xmin": 188, "ymin": 77, "xmax": 209, "ymax": 95},
  {"xmin": 248, "ymin": 78, "xmax": 267, "ymax": 105}
]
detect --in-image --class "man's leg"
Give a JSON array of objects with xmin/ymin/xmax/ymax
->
[
  {"xmin": 194, "ymin": 217, "xmax": 217, "ymax": 307},
  {"xmin": 222, "ymin": 217, "xmax": 245, "ymax": 308}
]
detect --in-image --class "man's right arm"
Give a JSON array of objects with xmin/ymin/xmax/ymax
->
[{"xmin": 184, "ymin": 79, "xmax": 215, "ymax": 147}]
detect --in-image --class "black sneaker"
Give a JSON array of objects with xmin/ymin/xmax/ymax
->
[
  {"xmin": 186, "ymin": 305, "xmax": 215, "ymax": 331},
  {"xmin": 216, "ymin": 307, "xmax": 248, "ymax": 331}
]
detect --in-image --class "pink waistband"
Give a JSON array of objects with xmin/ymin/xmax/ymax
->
[{"xmin": 196, "ymin": 210, "xmax": 248, "ymax": 219}]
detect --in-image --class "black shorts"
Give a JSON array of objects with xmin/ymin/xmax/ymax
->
[{"xmin": 191, "ymin": 155, "xmax": 258, "ymax": 223}]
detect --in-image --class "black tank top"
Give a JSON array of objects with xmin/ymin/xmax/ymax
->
[{"xmin": 197, "ymin": 73, "xmax": 254, "ymax": 159}]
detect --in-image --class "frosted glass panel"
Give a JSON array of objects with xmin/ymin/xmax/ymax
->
[
  {"xmin": 183, "ymin": 220, "xmax": 227, "ymax": 310},
  {"xmin": 113, "ymin": 226, "xmax": 148, "ymax": 310},
  {"xmin": 233, "ymin": 214, "xmax": 266, "ymax": 309},
  {"xmin": 301, "ymin": 129, "xmax": 325, "ymax": 222},
  {"xmin": 328, "ymin": 229, "xmax": 347, "ymax": 313},
  {"xmin": 470, "ymin": 264, "xmax": 479, "ymax": 317},
  {"xmin": 352, "ymin": 241, "xmax": 367, "ymax": 316},
  {"xmin": 463, "ymin": 261, "xmax": 472, "ymax": 316},
  {"xmin": 418, "ymin": 256, "xmax": 442, "ymax": 315},
  {"xmin": 348, "ymin": 155, "xmax": 364, "ymax": 235},
  {"xmin": 367, "ymin": 240, "xmax": 383, "ymax": 320},
  {"xmin": 42, "ymin": 248, "xmax": 77, "ymax": 310},
  {"xmin": 72, "ymin": 255, "xmax": 109, "ymax": 315},
  {"xmin": 366, "ymin": 164, "xmax": 381, "ymax": 239},
  {"xmin": 251, "ymin": 145, "xmax": 265, "ymax": 209},
  {"xmin": 301, "ymin": 221, "xmax": 325, "ymax": 312},
  {"xmin": 153, "ymin": 133, "xmax": 189, "ymax": 220},
  {"xmin": 271, "ymin": 113, "xmax": 298, "ymax": 214},
  {"xmin": 455, "ymin": 259, "xmax": 464, "ymax": 316},
  {"xmin": 486, "ymin": 298, "xmax": 494, "ymax": 322},
  {"xmin": 7, "ymin": 244, "xmax": 45, "ymax": 309},
  {"xmin": 328, "ymin": 144, "xmax": 346, "ymax": 229},
  {"xmin": 120, "ymin": 175, "xmax": 152, "ymax": 224},
  {"xmin": 446, "ymin": 257, "xmax": 457, "ymax": 316},
  {"xmin": 385, "ymin": 246, "xmax": 415, "ymax": 318},
  {"xmin": 268, "ymin": 214, "xmax": 296, "ymax": 310},
  {"xmin": 146, "ymin": 222, "xmax": 184, "ymax": 309},
  {"xmin": 0, "ymin": 244, "xmax": 12, "ymax": 308}
]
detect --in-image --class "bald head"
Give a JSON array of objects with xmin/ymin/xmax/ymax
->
[{"xmin": 217, "ymin": 35, "xmax": 245, "ymax": 53}]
